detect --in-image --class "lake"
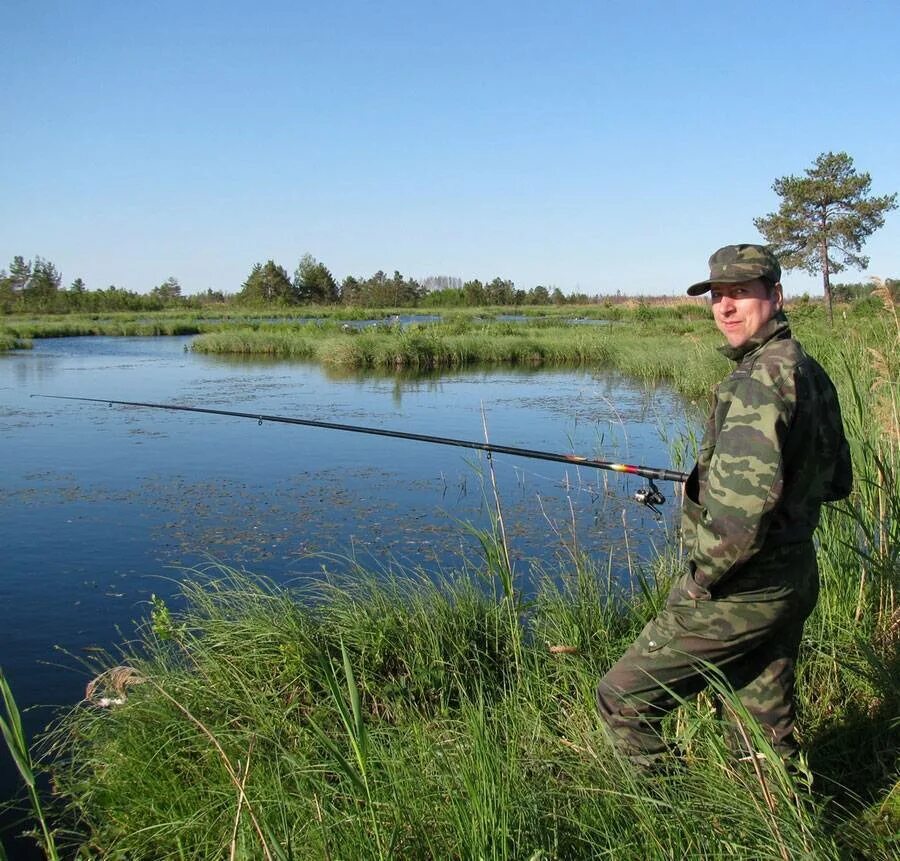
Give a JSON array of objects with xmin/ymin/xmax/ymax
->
[{"xmin": 0, "ymin": 333, "xmax": 691, "ymax": 823}]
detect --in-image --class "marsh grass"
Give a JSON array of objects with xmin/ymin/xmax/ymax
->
[
  {"xmin": 0, "ymin": 312, "xmax": 218, "ymax": 340},
  {"xmin": 0, "ymin": 333, "xmax": 30, "ymax": 351},
  {"xmin": 190, "ymin": 316, "xmax": 727, "ymax": 402}
]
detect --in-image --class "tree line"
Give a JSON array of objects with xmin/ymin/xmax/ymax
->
[
  {"xmin": 0, "ymin": 251, "xmax": 590, "ymax": 314},
  {"xmin": 0, "ymin": 256, "xmax": 224, "ymax": 314},
  {"xmin": 3, "ymin": 248, "xmax": 894, "ymax": 315}
]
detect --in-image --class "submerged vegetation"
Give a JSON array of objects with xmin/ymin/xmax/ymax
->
[{"xmin": 2, "ymin": 299, "xmax": 898, "ymax": 859}]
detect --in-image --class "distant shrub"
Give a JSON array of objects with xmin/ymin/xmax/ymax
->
[
  {"xmin": 673, "ymin": 303, "xmax": 711, "ymax": 320},
  {"xmin": 785, "ymin": 301, "xmax": 824, "ymax": 322},
  {"xmin": 849, "ymin": 296, "xmax": 884, "ymax": 317},
  {"xmin": 634, "ymin": 303, "xmax": 655, "ymax": 322}
]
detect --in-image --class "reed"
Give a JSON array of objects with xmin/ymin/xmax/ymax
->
[{"xmin": 0, "ymin": 672, "xmax": 60, "ymax": 860}]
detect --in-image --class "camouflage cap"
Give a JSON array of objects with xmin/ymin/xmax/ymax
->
[{"xmin": 687, "ymin": 244, "xmax": 781, "ymax": 296}]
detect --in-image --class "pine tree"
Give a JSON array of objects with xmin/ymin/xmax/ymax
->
[{"xmin": 754, "ymin": 152, "xmax": 897, "ymax": 323}]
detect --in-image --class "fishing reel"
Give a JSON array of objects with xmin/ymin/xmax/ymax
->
[{"xmin": 633, "ymin": 479, "xmax": 665, "ymax": 515}]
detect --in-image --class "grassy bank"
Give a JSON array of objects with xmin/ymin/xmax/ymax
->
[
  {"xmin": 0, "ymin": 312, "xmax": 218, "ymax": 342},
  {"xmin": 0, "ymin": 307, "xmax": 407, "ymax": 346},
  {"xmin": 27, "ymin": 559, "xmax": 885, "ymax": 861},
  {"xmin": 189, "ymin": 303, "xmax": 888, "ymax": 404},
  {"xmin": 4, "ymin": 303, "xmax": 898, "ymax": 859}
]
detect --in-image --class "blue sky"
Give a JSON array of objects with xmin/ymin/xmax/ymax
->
[{"xmin": 2, "ymin": 1, "xmax": 898, "ymax": 297}]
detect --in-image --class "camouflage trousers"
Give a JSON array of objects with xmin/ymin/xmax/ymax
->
[{"xmin": 596, "ymin": 542, "xmax": 819, "ymax": 764}]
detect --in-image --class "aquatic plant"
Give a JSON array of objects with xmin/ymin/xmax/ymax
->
[{"xmin": 0, "ymin": 672, "xmax": 60, "ymax": 860}]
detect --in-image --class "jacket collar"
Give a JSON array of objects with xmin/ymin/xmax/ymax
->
[{"xmin": 717, "ymin": 310, "xmax": 791, "ymax": 362}]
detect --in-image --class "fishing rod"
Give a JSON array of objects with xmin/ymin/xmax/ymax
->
[{"xmin": 33, "ymin": 394, "xmax": 688, "ymax": 511}]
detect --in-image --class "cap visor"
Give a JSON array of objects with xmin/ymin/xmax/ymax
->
[{"xmin": 686, "ymin": 272, "xmax": 770, "ymax": 296}]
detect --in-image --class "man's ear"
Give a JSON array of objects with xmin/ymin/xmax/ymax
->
[{"xmin": 772, "ymin": 281, "xmax": 784, "ymax": 311}]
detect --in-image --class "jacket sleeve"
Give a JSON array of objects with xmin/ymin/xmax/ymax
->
[
  {"xmin": 824, "ymin": 419, "xmax": 853, "ymax": 502},
  {"xmin": 691, "ymin": 377, "xmax": 791, "ymax": 591}
]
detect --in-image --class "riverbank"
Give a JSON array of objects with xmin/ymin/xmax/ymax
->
[
  {"xmin": 4, "ymin": 301, "xmax": 898, "ymax": 859},
  {"xmin": 1, "ymin": 304, "xmax": 727, "ymax": 401}
]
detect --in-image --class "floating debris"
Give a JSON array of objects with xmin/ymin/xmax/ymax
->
[
  {"xmin": 548, "ymin": 644, "xmax": 579, "ymax": 655},
  {"xmin": 85, "ymin": 666, "xmax": 146, "ymax": 708}
]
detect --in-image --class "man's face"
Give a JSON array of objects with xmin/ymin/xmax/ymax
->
[{"xmin": 710, "ymin": 279, "xmax": 783, "ymax": 348}]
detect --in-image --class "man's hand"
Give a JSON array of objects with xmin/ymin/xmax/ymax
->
[
  {"xmin": 684, "ymin": 575, "xmax": 711, "ymax": 601},
  {"xmin": 667, "ymin": 567, "xmax": 712, "ymax": 607}
]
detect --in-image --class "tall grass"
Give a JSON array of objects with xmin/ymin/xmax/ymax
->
[
  {"xmin": 793, "ymin": 314, "xmax": 900, "ymax": 831},
  {"xmin": 0, "ymin": 672, "xmax": 59, "ymax": 860},
  {"xmin": 24, "ymin": 545, "xmax": 890, "ymax": 860}
]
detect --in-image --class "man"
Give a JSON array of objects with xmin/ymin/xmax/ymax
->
[{"xmin": 596, "ymin": 243, "xmax": 852, "ymax": 768}]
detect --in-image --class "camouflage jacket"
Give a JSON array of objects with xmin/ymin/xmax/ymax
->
[{"xmin": 681, "ymin": 311, "xmax": 852, "ymax": 593}]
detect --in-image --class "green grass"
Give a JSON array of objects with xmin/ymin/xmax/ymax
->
[
  {"xmin": 0, "ymin": 333, "xmax": 31, "ymax": 351},
  {"xmin": 4, "ymin": 301, "xmax": 898, "ymax": 859},
  {"xmin": 0, "ymin": 312, "xmax": 215, "ymax": 340},
  {"xmin": 1, "ymin": 672, "xmax": 60, "ymax": 860}
]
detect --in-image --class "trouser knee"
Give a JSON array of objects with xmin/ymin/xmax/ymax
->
[
  {"xmin": 595, "ymin": 678, "xmax": 620, "ymax": 724},
  {"xmin": 596, "ymin": 675, "xmax": 650, "ymax": 727},
  {"xmin": 595, "ymin": 674, "xmax": 671, "ymax": 761}
]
